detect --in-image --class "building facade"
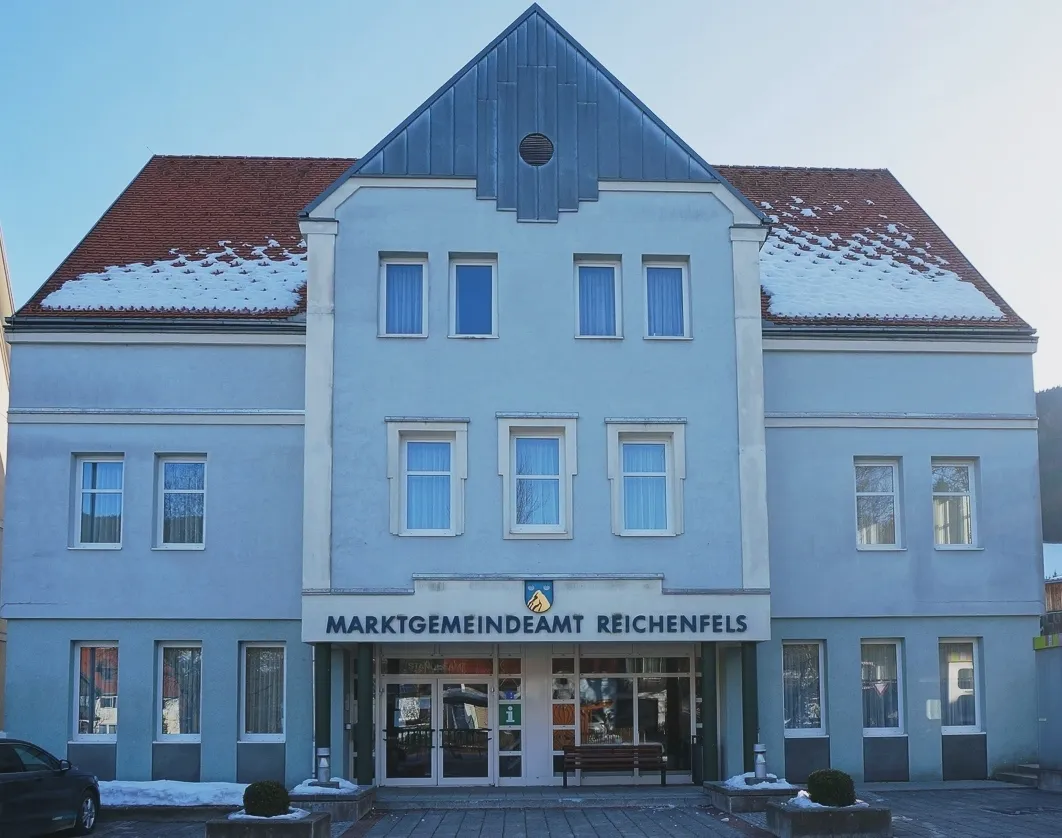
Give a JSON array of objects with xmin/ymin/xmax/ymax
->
[
  {"xmin": 1, "ymin": 5, "xmax": 1044, "ymax": 789},
  {"xmin": 0, "ymin": 227, "xmax": 13, "ymax": 727}
]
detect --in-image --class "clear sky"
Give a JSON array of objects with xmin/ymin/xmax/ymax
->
[{"xmin": 1, "ymin": 0, "xmax": 1058, "ymax": 385}]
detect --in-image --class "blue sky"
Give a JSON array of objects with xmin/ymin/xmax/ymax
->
[{"xmin": 2, "ymin": 0, "xmax": 1059, "ymax": 385}]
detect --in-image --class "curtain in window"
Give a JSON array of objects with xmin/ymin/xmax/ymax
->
[
  {"xmin": 455, "ymin": 265, "xmax": 493, "ymax": 335},
  {"xmin": 933, "ymin": 465, "xmax": 972, "ymax": 545},
  {"xmin": 163, "ymin": 462, "xmax": 205, "ymax": 545},
  {"xmin": 622, "ymin": 443, "xmax": 667, "ymax": 530},
  {"xmin": 782, "ymin": 644, "xmax": 822, "ymax": 730},
  {"xmin": 578, "ymin": 266, "xmax": 616, "ymax": 336},
  {"xmin": 939, "ymin": 642, "xmax": 976, "ymax": 727},
  {"xmin": 646, "ymin": 267, "xmax": 684, "ymax": 336},
  {"xmin": 406, "ymin": 441, "xmax": 451, "ymax": 529},
  {"xmin": 81, "ymin": 461, "xmax": 123, "ymax": 544},
  {"xmin": 385, "ymin": 264, "xmax": 423, "ymax": 334},
  {"xmin": 861, "ymin": 644, "xmax": 899, "ymax": 729},
  {"xmin": 515, "ymin": 438, "xmax": 560, "ymax": 525},
  {"xmin": 78, "ymin": 646, "xmax": 118, "ymax": 735},
  {"xmin": 162, "ymin": 647, "xmax": 202, "ymax": 735},
  {"xmin": 245, "ymin": 647, "xmax": 285, "ymax": 735}
]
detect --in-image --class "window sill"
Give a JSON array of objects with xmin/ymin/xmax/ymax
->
[
  {"xmin": 783, "ymin": 731, "xmax": 829, "ymax": 739},
  {"xmin": 68, "ymin": 545, "xmax": 122, "ymax": 551},
  {"xmin": 69, "ymin": 738, "xmax": 117, "ymax": 745},
  {"xmin": 377, "ymin": 333, "xmax": 428, "ymax": 339},
  {"xmin": 154, "ymin": 738, "xmax": 202, "ymax": 745},
  {"xmin": 575, "ymin": 335, "xmax": 624, "ymax": 340},
  {"xmin": 856, "ymin": 546, "xmax": 907, "ymax": 552},
  {"xmin": 617, "ymin": 530, "xmax": 678, "ymax": 538},
  {"xmin": 239, "ymin": 737, "xmax": 286, "ymax": 744},
  {"xmin": 862, "ymin": 730, "xmax": 907, "ymax": 738},
  {"xmin": 448, "ymin": 334, "xmax": 499, "ymax": 340},
  {"xmin": 941, "ymin": 728, "xmax": 983, "ymax": 736},
  {"xmin": 504, "ymin": 530, "xmax": 573, "ymax": 541},
  {"xmin": 398, "ymin": 530, "xmax": 459, "ymax": 538},
  {"xmin": 934, "ymin": 546, "xmax": 984, "ymax": 552},
  {"xmin": 644, "ymin": 335, "xmax": 692, "ymax": 341},
  {"xmin": 152, "ymin": 545, "xmax": 206, "ymax": 552}
]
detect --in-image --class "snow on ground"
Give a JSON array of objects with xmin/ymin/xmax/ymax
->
[
  {"xmin": 290, "ymin": 778, "xmax": 365, "ymax": 795},
  {"xmin": 41, "ymin": 239, "xmax": 307, "ymax": 313},
  {"xmin": 760, "ymin": 215, "xmax": 1003, "ymax": 320},
  {"xmin": 723, "ymin": 771, "xmax": 796, "ymax": 790},
  {"xmin": 230, "ymin": 808, "xmax": 309, "ymax": 821},
  {"xmin": 100, "ymin": 780, "xmax": 247, "ymax": 807}
]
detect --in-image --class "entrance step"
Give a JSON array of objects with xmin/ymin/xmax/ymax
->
[
  {"xmin": 375, "ymin": 785, "xmax": 707, "ymax": 810},
  {"xmin": 994, "ymin": 770, "xmax": 1039, "ymax": 788}
]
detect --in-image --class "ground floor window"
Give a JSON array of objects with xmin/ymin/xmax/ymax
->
[
  {"xmin": 783, "ymin": 641, "xmax": 825, "ymax": 736},
  {"xmin": 75, "ymin": 643, "xmax": 118, "ymax": 740},
  {"xmin": 861, "ymin": 641, "xmax": 902, "ymax": 734},
  {"xmin": 939, "ymin": 639, "xmax": 980, "ymax": 733},
  {"xmin": 242, "ymin": 644, "xmax": 285, "ymax": 741},
  {"xmin": 159, "ymin": 644, "xmax": 202, "ymax": 739}
]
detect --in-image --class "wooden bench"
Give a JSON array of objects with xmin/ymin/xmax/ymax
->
[{"xmin": 561, "ymin": 744, "xmax": 666, "ymax": 786}]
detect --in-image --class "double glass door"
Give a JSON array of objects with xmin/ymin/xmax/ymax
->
[{"xmin": 382, "ymin": 679, "xmax": 493, "ymax": 785}]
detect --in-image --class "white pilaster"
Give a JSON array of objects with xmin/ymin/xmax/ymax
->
[{"xmin": 300, "ymin": 220, "xmax": 338, "ymax": 591}]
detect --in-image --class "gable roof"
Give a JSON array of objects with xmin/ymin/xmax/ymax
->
[
  {"xmin": 303, "ymin": 4, "xmax": 763, "ymax": 224},
  {"xmin": 14, "ymin": 156, "xmax": 1029, "ymax": 332}
]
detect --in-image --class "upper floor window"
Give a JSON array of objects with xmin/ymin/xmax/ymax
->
[
  {"xmin": 644, "ymin": 262, "xmax": 689, "ymax": 338},
  {"xmin": 158, "ymin": 457, "xmax": 206, "ymax": 548},
  {"xmin": 76, "ymin": 457, "xmax": 124, "ymax": 548},
  {"xmin": 576, "ymin": 261, "xmax": 621, "ymax": 338},
  {"xmin": 74, "ymin": 643, "xmax": 118, "ymax": 741},
  {"xmin": 498, "ymin": 417, "xmax": 577, "ymax": 539},
  {"xmin": 450, "ymin": 259, "xmax": 497, "ymax": 337},
  {"xmin": 380, "ymin": 259, "xmax": 427, "ymax": 336},
  {"xmin": 854, "ymin": 459, "xmax": 900, "ymax": 548},
  {"xmin": 387, "ymin": 420, "xmax": 468, "ymax": 536},
  {"xmin": 606, "ymin": 422, "xmax": 686, "ymax": 536},
  {"xmin": 783, "ymin": 641, "xmax": 825, "ymax": 737},
  {"xmin": 932, "ymin": 459, "xmax": 976, "ymax": 547}
]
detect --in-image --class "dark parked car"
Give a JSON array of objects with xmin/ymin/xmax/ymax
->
[{"xmin": 0, "ymin": 738, "xmax": 99, "ymax": 836}]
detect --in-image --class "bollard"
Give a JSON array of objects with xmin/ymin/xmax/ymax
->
[
  {"xmin": 753, "ymin": 743, "xmax": 767, "ymax": 780},
  {"xmin": 316, "ymin": 747, "xmax": 330, "ymax": 784}
]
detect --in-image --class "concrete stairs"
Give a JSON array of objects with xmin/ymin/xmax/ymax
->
[{"xmin": 994, "ymin": 763, "xmax": 1039, "ymax": 787}]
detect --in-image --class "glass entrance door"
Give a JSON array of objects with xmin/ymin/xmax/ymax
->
[
  {"xmin": 381, "ymin": 678, "xmax": 494, "ymax": 785},
  {"xmin": 440, "ymin": 682, "xmax": 490, "ymax": 783},
  {"xmin": 383, "ymin": 683, "xmax": 434, "ymax": 783}
]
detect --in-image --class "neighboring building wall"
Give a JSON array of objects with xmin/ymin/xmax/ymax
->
[
  {"xmin": 0, "ymin": 229, "xmax": 14, "ymax": 727},
  {"xmin": 762, "ymin": 343, "xmax": 1042, "ymax": 779},
  {"xmin": 1, "ymin": 338, "xmax": 309, "ymax": 785}
]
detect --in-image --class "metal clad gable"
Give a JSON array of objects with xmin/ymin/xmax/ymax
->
[{"xmin": 303, "ymin": 5, "xmax": 767, "ymax": 222}]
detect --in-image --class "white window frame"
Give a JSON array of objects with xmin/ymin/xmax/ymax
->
[
  {"xmin": 379, "ymin": 257, "xmax": 429, "ymax": 338},
  {"xmin": 861, "ymin": 640, "xmax": 904, "ymax": 737},
  {"xmin": 386, "ymin": 420, "xmax": 468, "ymax": 537},
  {"xmin": 853, "ymin": 458, "xmax": 902, "ymax": 550},
  {"xmin": 939, "ymin": 638, "xmax": 981, "ymax": 735},
  {"xmin": 157, "ymin": 642, "xmax": 203, "ymax": 743},
  {"xmin": 932, "ymin": 458, "xmax": 978, "ymax": 549},
  {"xmin": 606, "ymin": 421, "xmax": 686, "ymax": 536},
  {"xmin": 498, "ymin": 417, "xmax": 577, "ymax": 539},
  {"xmin": 782, "ymin": 640, "xmax": 827, "ymax": 738},
  {"xmin": 643, "ymin": 260, "xmax": 691, "ymax": 340},
  {"xmin": 240, "ymin": 643, "xmax": 286, "ymax": 743},
  {"xmin": 574, "ymin": 260, "xmax": 623, "ymax": 339},
  {"xmin": 449, "ymin": 257, "xmax": 498, "ymax": 338},
  {"xmin": 156, "ymin": 456, "xmax": 207, "ymax": 550},
  {"xmin": 72, "ymin": 642, "xmax": 119, "ymax": 743},
  {"xmin": 74, "ymin": 455, "xmax": 124, "ymax": 549}
]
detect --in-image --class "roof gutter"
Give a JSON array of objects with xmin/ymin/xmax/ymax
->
[
  {"xmin": 4, "ymin": 315, "xmax": 306, "ymax": 334},
  {"xmin": 762, "ymin": 322, "xmax": 1037, "ymax": 342}
]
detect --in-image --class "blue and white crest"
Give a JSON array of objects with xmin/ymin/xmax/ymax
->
[{"xmin": 525, "ymin": 580, "xmax": 554, "ymax": 613}]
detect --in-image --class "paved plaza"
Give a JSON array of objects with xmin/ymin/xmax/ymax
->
[{"xmin": 89, "ymin": 785, "xmax": 1062, "ymax": 838}]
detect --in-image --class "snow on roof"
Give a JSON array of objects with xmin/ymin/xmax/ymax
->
[
  {"xmin": 17, "ymin": 157, "xmax": 1028, "ymax": 330},
  {"xmin": 41, "ymin": 239, "xmax": 307, "ymax": 313}
]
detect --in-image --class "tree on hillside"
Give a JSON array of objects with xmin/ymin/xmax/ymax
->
[{"xmin": 1039, "ymin": 387, "xmax": 1062, "ymax": 542}]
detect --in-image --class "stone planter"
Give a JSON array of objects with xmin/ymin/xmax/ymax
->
[
  {"xmin": 290, "ymin": 785, "xmax": 376, "ymax": 822},
  {"xmin": 765, "ymin": 800, "xmax": 891, "ymax": 838},
  {"xmin": 205, "ymin": 811, "xmax": 331, "ymax": 838},
  {"xmin": 704, "ymin": 781, "xmax": 800, "ymax": 813}
]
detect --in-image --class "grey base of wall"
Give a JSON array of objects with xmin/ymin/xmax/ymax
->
[
  {"xmin": 863, "ymin": 736, "xmax": 909, "ymax": 782},
  {"xmin": 784, "ymin": 737, "xmax": 830, "ymax": 784},
  {"xmin": 237, "ymin": 742, "xmax": 286, "ymax": 784},
  {"xmin": 68, "ymin": 743, "xmax": 116, "ymax": 781},
  {"xmin": 206, "ymin": 812, "xmax": 330, "ymax": 838},
  {"xmin": 942, "ymin": 733, "xmax": 987, "ymax": 781},
  {"xmin": 766, "ymin": 801, "xmax": 892, "ymax": 838},
  {"xmin": 153, "ymin": 742, "xmax": 201, "ymax": 782}
]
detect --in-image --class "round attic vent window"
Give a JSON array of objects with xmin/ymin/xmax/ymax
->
[{"xmin": 519, "ymin": 133, "xmax": 554, "ymax": 166}]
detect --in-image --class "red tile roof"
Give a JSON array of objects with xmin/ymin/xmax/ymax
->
[{"xmin": 15, "ymin": 156, "xmax": 1029, "ymax": 331}]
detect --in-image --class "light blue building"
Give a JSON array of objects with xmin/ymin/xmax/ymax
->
[{"xmin": 1, "ymin": 5, "xmax": 1043, "ymax": 789}]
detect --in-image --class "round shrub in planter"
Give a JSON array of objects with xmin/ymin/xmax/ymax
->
[
  {"xmin": 243, "ymin": 780, "xmax": 291, "ymax": 817},
  {"xmin": 807, "ymin": 768, "xmax": 856, "ymax": 807}
]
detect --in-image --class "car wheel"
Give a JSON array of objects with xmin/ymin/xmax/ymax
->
[{"xmin": 74, "ymin": 792, "xmax": 97, "ymax": 834}]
